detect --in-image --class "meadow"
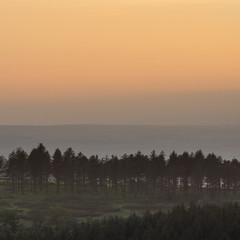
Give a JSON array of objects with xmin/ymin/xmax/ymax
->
[{"xmin": 0, "ymin": 183, "xmax": 177, "ymax": 227}]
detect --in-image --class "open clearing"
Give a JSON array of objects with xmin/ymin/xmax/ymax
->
[{"xmin": 0, "ymin": 184, "xmax": 175, "ymax": 226}]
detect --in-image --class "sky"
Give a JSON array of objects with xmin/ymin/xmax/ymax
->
[{"xmin": 0, "ymin": 0, "xmax": 240, "ymax": 125}]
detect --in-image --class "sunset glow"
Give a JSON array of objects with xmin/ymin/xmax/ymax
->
[{"xmin": 0, "ymin": 0, "xmax": 239, "ymax": 124}]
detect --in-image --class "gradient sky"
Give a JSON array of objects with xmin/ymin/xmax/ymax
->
[{"xmin": 0, "ymin": 0, "xmax": 240, "ymax": 125}]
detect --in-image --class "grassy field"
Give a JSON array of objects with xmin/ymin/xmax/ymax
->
[
  {"xmin": 1, "ymin": 182, "xmax": 238, "ymax": 228},
  {"xmin": 0, "ymin": 183, "xmax": 177, "ymax": 226}
]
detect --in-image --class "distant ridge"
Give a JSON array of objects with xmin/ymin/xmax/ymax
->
[{"xmin": 0, "ymin": 125, "xmax": 239, "ymax": 160}]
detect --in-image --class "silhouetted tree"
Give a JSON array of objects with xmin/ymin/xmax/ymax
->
[
  {"xmin": 63, "ymin": 148, "xmax": 76, "ymax": 194},
  {"xmin": 178, "ymin": 151, "xmax": 192, "ymax": 195},
  {"xmin": 52, "ymin": 148, "xmax": 63, "ymax": 193},
  {"xmin": 148, "ymin": 150, "xmax": 166, "ymax": 196},
  {"xmin": 27, "ymin": 143, "xmax": 51, "ymax": 193},
  {"xmin": 75, "ymin": 152, "xmax": 88, "ymax": 194},
  {"xmin": 167, "ymin": 151, "xmax": 179, "ymax": 196}
]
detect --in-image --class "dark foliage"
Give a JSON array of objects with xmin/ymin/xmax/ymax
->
[
  {"xmin": 1, "ymin": 203, "xmax": 240, "ymax": 239},
  {"xmin": 1, "ymin": 144, "xmax": 240, "ymax": 199}
]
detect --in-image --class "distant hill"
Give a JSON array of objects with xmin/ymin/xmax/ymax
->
[{"xmin": 0, "ymin": 125, "xmax": 239, "ymax": 159}]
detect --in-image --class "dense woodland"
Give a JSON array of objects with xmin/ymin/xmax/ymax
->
[
  {"xmin": 0, "ymin": 143, "xmax": 240, "ymax": 199},
  {"xmin": 1, "ymin": 203, "xmax": 240, "ymax": 239}
]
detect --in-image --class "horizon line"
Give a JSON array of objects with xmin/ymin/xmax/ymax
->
[{"xmin": 0, "ymin": 123, "xmax": 240, "ymax": 127}]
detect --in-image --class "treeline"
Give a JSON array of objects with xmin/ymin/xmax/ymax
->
[
  {"xmin": 1, "ymin": 203, "xmax": 240, "ymax": 240},
  {"xmin": 0, "ymin": 143, "xmax": 240, "ymax": 198}
]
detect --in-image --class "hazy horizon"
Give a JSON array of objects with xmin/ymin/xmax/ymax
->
[
  {"xmin": 1, "ymin": 125, "xmax": 240, "ymax": 160},
  {"xmin": 1, "ymin": 90, "xmax": 240, "ymax": 125},
  {"xmin": 1, "ymin": 123, "xmax": 240, "ymax": 127}
]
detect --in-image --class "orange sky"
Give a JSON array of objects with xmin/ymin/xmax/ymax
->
[{"xmin": 0, "ymin": 0, "xmax": 240, "ymax": 124}]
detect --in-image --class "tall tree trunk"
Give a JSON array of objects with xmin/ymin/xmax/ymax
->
[
  {"xmin": 45, "ymin": 175, "xmax": 48, "ymax": 194},
  {"xmin": 57, "ymin": 178, "xmax": 60, "ymax": 194}
]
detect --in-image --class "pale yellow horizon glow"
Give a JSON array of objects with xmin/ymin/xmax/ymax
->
[{"xmin": 0, "ymin": 0, "xmax": 240, "ymax": 124}]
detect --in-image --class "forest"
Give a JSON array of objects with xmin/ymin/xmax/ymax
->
[
  {"xmin": 1, "ymin": 202, "xmax": 240, "ymax": 239},
  {"xmin": 1, "ymin": 144, "xmax": 240, "ymax": 239},
  {"xmin": 0, "ymin": 143, "xmax": 240, "ymax": 198}
]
